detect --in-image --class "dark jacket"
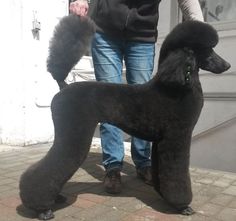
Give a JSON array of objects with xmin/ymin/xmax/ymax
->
[{"xmin": 91, "ymin": 0, "xmax": 161, "ymax": 42}]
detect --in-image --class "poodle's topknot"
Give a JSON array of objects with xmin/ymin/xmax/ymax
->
[
  {"xmin": 47, "ymin": 15, "xmax": 95, "ymax": 82},
  {"xmin": 159, "ymin": 21, "xmax": 218, "ymax": 65}
]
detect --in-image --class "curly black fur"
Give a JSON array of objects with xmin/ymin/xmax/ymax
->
[
  {"xmin": 159, "ymin": 21, "xmax": 229, "ymax": 74},
  {"xmin": 47, "ymin": 14, "xmax": 95, "ymax": 89},
  {"xmin": 159, "ymin": 21, "xmax": 218, "ymax": 64},
  {"xmin": 19, "ymin": 18, "xmax": 230, "ymax": 220}
]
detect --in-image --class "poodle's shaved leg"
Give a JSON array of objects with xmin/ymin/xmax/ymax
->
[
  {"xmin": 179, "ymin": 206, "xmax": 195, "ymax": 215},
  {"xmin": 152, "ymin": 134, "xmax": 193, "ymax": 214},
  {"xmin": 38, "ymin": 209, "xmax": 54, "ymax": 220},
  {"xmin": 38, "ymin": 194, "xmax": 66, "ymax": 220},
  {"xmin": 151, "ymin": 141, "xmax": 160, "ymax": 190}
]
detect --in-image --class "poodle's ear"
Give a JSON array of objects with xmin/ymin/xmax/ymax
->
[
  {"xmin": 157, "ymin": 48, "xmax": 196, "ymax": 87},
  {"xmin": 198, "ymin": 48, "xmax": 231, "ymax": 74}
]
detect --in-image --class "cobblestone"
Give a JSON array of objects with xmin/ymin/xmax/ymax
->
[
  {"xmin": 223, "ymin": 186, "xmax": 236, "ymax": 196},
  {"xmin": 0, "ymin": 143, "xmax": 236, "ymax": 221}
]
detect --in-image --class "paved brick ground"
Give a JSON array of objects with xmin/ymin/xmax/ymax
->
[{"xmin": 0, "ymin": 143, "xmax": 236, "ymax": 221}]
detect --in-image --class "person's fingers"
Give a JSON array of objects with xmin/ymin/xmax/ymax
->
[
  {"xmin": 69, "ymin": 1, "xmax": 88, "ymax": 16},
  {"xmin": 69, "ymin": 3, "xmax": 76, "ymax": 14},
  {"xmin": 80, "ymin": 6, "xmax": 88, "ymax": 16}
]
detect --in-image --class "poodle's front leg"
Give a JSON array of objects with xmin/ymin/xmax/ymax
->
[{"xmin": 152, "ymin": 133, "xmax": 194, "ymax": 215}]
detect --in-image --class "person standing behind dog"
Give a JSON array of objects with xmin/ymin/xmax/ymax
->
[{"xmin": 69, "ymin": 0, "xmax": 204, "ymax": 194}]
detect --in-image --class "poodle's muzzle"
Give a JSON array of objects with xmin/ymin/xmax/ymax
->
[{"xmin": 198, "ymin": 49, "xmax": 231, "ymax": 74}]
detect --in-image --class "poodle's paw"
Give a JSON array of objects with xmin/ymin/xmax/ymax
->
[
  {"xmin": 55, "ymin": 194, "xmax": 67, "ymax": 204},
  {"xmin": 179, "ymin": 206, "xmax": 195, "ymax": 216},
  {"xmin": 38, "ymin": 209, "xmax": 54, "ymax": 220}
]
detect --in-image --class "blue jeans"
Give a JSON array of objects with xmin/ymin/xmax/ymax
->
[{"xmin": 91, "ymin": 33, "xmax": 155, "ymax": 171}]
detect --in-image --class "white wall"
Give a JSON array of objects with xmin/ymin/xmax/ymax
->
[{"xmin": 0, "ymin": 0, "xmax": 67, "ymax": 145}]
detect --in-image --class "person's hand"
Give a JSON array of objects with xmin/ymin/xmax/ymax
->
[{"xmin": 69, "ymin": 0, "xmax": 89, "ymax": 16}]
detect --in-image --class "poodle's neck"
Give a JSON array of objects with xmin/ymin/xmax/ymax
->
[{"xmin": 149, "ymin": 73, "xmax": 200, "ymax": 98}]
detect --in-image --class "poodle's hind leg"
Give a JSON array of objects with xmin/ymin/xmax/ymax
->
[
  {"xmin": 55, "ymin": 194, "xmax": 67, "ymax": 204},
  {"xmin": 151, "ymin": 133, "xmax": 194, "ymax": 215},
  {"xmin": 51, "ymin": 111, "xmax": 98, "ymax": 185},
  {"xmin": 37, "ymin": 194, "xmax": 73, "ymax": 220},
  {"xmin": 38, "ymin": 210, "xmax": 54, "ymax": 220},
  {"xmin": 37, "ymin": 194, "xmax": 67, "ymax": 220},
  {"xmin": 19, "ymin": 97, "xmax": 97, "ymax": 218}
]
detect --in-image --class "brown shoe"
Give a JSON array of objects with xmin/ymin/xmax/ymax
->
[
  {"xmin": 104, "ymin": 168, "xmax": 122, "ymax": 194},
  {"xmin": 136, "ymin": 166, "xmax": 153, "ymax": 186}
]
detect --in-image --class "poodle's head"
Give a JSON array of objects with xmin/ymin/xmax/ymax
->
[{"xmin": 157, "ymin": 21, "xmax": 231, "ymax": 87}]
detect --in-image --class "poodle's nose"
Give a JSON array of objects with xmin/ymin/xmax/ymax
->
[
  {"xmin": 214, "ymin": 56, "xmax": 231, "ymax": 73},
  {"xmin": 222, "ymin": 60, "xmax": 231, "ymax": 72}
]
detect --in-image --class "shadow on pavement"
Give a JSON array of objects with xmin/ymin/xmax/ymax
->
[{"xmin": 16, "ymin": 151, "xmax": 178, "ymax": 219}]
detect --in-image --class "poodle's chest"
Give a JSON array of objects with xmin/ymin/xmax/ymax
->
[{"xmin": 157, "ymin": 92, "xmax": 204, "ymax": 123}]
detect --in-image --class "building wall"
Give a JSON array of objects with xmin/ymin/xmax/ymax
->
[
  {"xmin": 0, "ymin": 0, "xmax": 67, "ymax": 145},
  {"xmin": 0, "ymin": 0, "xmax": 236, "ymax": 166}
]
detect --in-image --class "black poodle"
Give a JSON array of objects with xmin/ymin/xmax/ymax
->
[{"xmin": 19, "ymin": 14, "xmax": 230, "ymax": 220}]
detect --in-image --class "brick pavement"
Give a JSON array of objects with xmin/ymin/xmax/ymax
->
[{"xmin": 0, "ymin": 143, "xmax": 236, "ymax": 221}]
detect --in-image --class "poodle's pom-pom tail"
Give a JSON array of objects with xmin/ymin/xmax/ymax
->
[{"xmin": 47, "ymin": 14, "xmax": 95, "ymax": 83}]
